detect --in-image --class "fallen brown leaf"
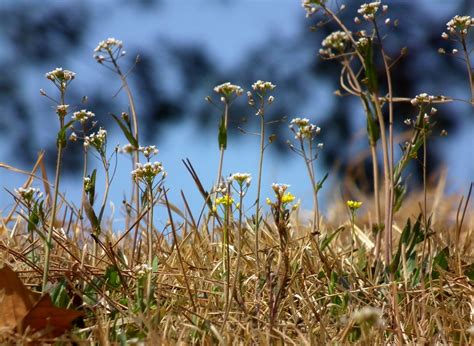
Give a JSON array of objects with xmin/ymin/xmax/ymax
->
[{"xmin": 0, "ymin": 264, "xmax": 82, "ymax": 337}]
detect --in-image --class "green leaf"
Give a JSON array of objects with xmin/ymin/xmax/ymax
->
[
  {"xmin": 84, "ymin": 196, "xmax": 101, "ymax": 235},
  {"xmin": 316, "ymin": 172, "xmax": 329, "ymax": 191},
  {"xmin": 218, "ymin": 115, "xmax": 227, "ymax": 150},
  {"xmin": 366, "ymin": 112, "xmax": 380, "ymax": 146},
  {"xmin": 111, "ymin": 113, "xmax": 138, "ymax": 148},
  {"xmin": 432, "ymin": 247, "xmax": 449, "ymax": 271},
  {"xmin": 320, "ymin": 226, "xmax": 344, "ymax": 251},
  {"xmin": 51, "ymin": 279, "xmax": 70, "ymax": 308},
  {"xmin": 362, "ymin": 38, "xmax": 379, "ymax": 93},
  {"xmin": 104, "ymin": 265, "xmax": 121, "ymax": 289},
  {"xmin": 393, "ymin": 181, "xmax": 407, "ymax": 213},
  {"xmin": 56, "ymin": 120, "xmax": 74, "ymax": 149}
]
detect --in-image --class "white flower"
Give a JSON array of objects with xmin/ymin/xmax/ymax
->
[
  {"xmin": 72, "ymin": 109, "xmax": 95, "ymax": 123},
  {"xmin": 357, "ymin": 2, "xmax": 381, "ymax": 21},
  {"xmin": 131, "ymin": 161, "xmax": 165, "ymax": 183},
  {"xmin": 251, "ymin": 80, "xmax": 276, "ymax": 92},
  {"xmin": 320, "ymin": 31, "xmax": 351, "ymax": 57},
  {"xmin": 138, "ymin": 145, "xmax": 159, "ymax": 159},
  {"xmin": 410, "ymin": 93, "xmax": 434, "ymax": 106},
  {"xmin": 94, "ymin": 38, "xmax": 123, "ymax": 53},
  {"xmin": 446, "ymin": 15, "xmax": 472, "ymax": 36},
  {"xmin": 119, "ymin": 143, "xmax": 136, "ymax": 154},
  {"xmin": 272, "ymin": 183, "xmax": 290, "ymax": 195},
  {"xmin": 301, "ymin": 0, "xmax": 326, "ymax": 18},
  {"xmin": 441, "ymin": 32, "xmax": 449, "ymax": 39},
  {"xmin": 45, "ymin": 67, "xmax": 76, "ymax": 82},
  {"xmin": 84, "ymin": 128, "xmax": 107, "ymax": 151},
  {"xmin": 69, "ymin": 132, "xmax": 78, "ymax": 142},
  {"xmin": 289, "ymin": 118, "xmax": 321, "ymax": 139},
  {"xmin": 353, "ymin": 306, "xmax": 384, "ymax": 328},
  {"xmin": 15, "ymin": 187, "xmax": 42, "ymax": 202},
  {"xmin": 229, "ymin": 173, "xmax": 252, "ymax": 186},
  {"xmin": 213, "ymin": 82, "xmax": 243, "ymax": 98}
]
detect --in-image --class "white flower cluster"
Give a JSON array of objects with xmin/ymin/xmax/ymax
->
[
  {"xmin": 56, "ymin": 104, "xmax": 69, "ymax": 118},
  {"xmin": 319, "ymin": 31, "xmax": 351, "ymax": 57},
  {"xmin": 94, "ymin": 38, "xmax": 125, "ymax": 63},
  {"xmin": 445, "ymin": 15, "xmax": 472, "ymax": 36},
  {"xmin": 45, "ymin": 67, "xmax": 76, "ymax": 82},
  {"xmin": 15, "ymin": 187, "xmax": 42, "ymax": 202},
  {"xmin": 352, "ymin": 306, "xmax": 385, "ymax": 328},
  {"xmin": 289, "ymin": 117, "xmax": 321, "ymax": 140},
  {"xmin": 251, "ymin": 80, "xmax": 276, "ymax": 92},
  {"xmin": 119, "ymin": 143, "xmax": 136, "ymax": 154},
  {"xmin": 272, "ymin": 183, "xmax": 290, "ymax": 195},
  {"xmin": 134, "ymin": 263, "xmax": 152, "ymax": 276},
  {"xmin": 72, "ymin": 109, "xmax": 95, "ymax": 124},
  {"xmin": 213, "ymin": 82, "xmax": 243, "ymax": 97},
  {"xmin": 84, "ymin": 128, "xmax": 107, "ymax": 150},
  {"xmin": 83, "ymin": 176, "xmax": 93, "ymax": 192},
  {"xmin": 301, "ymin": 0, "xmax": 326, "ymax": 18},
  {"xmin": 138, "ymin": 145, "xmax": 159, "ymax": 159},
  {"xmin": 94, "ymin": 38, "xmax": 123, "ymax": 53},
  {"xmin": 131, "ymin": 162, "xmax": 165, "ymax": 183},
  {"xmin": 357, "ymin": 2, "xmax": 382, "ymax": 20},
  {"xmin": 410, "ymin": 93, "xmax": 434, "ymax": 106},
  {"xmin": 356, "ymin": 37, "xmax": 370, "ymax": 49},
  {"xmin": 228, "ymin": 173, "xmax": 252, "ymax": 186}
]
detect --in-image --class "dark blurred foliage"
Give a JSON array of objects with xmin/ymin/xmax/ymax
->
[{"xmin": 0, "ymin": 1, "xmax": 472, "ymax": 193}]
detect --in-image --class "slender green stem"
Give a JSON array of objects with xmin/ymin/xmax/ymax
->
[
  {"xmin": 460, "ymin": 38, "xmax": 474, "ymax": 103},
  {"xmin": 216, "ymin": 103, "xmax": 229, "ymax": 188},
  {"xmin": 42, "ymin": 92, "xmax": 66, "ymax": 292},
  {"xmin": 255, "ymin": 107, "xmax": 265, "ymax": 275},
  {"xmin": 145, "ymin": 183, "xmax": 154, "ymax": 304}
]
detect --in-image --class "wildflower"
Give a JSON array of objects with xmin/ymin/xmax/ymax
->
[
  {"xmin": 56, "ymin": 104, "xmax": 69, "ymax": 118},
  {"xmin": 446, "ymin": 15, "xmax": 472, "ymax": 36},
  {"xmin": 94, "ymin": 38, "xmax": 123, "ymax": 53},
  {"xmin": 15, "ymin": 187, "xmax": 42, "ymax": 203},
  {"xmin": 357, "ymin": 37, "xmax": 370, "ymax": 49},
  {"xmin": 229, "ymin": 172, "xmax": 252, "ymax": 186},
  {"xmin": 213, "ymin": 82, "xmax": 243, "ymax": 99},
  {"xmin": 215, "ymin": 194, "xmax": 234, "ymax": 206},
  {"xmin": 320, "ymin": 31, "xmax": 351, "ymax": 58},
  {"xmin": 301, "ymin": 0, "xmax": 327, "ymax": 18},
  {"xmin": 72, "ymin": 109, "xmax": 95, "ymax": 124},
  {"xmin": 404, "ymin": 118, "xmax": 412, "ymax": 126},
  {"xmin": 45, "ymin": 68, "xmax": 76, "ymax": 83},
  {"xmin": 353, "ymin": 306, "xmax": 384, "ymax": 328},
  {"xmin": 119, "ymin": 143, "xmax": 136, "ymax": 154},
  {"xmin": 138, "ymin": 145, "xmax": 159, "ymax": 159},
  {"xmin": 440, "ymin": 129, "xmax": 448, "ymax": 136},
  {"xmin": 441, "ymin": 32, "xmax": 449, "ymax": 39},
  {"xmin": 290, "ymin": 117, "xmax": 321, "ymax": 140},
  {"xmin": 438, "ymin": 48, "xmax": 446, "ymax": 54},
  {"xmin": 354, "ymin": 17, "xmax": 361, "ymax": 24},
  {"xmin": 317, "ymin": 143, "xmax": 324, "ymax": 149},
  {"xmin": 268, "ymin": 95, "xmax": 275, "ymax": 104},
  {"xmin": 410, "ymin": 93, "xmax": 434, "ymax": 106},
  {"xmin": 83, "ymin": 176, "xmax": 93, "ymax": 192},
  {"xmin": 357, "ymin": 2, "xmax": 382, "ymax": 21},
  {"xmin": 272, "ymin": 183, "xmax": 290, "ymax": 195},
  {"xmin": 84, "ymin": 128, "xmax": 107, "ymax": 152},
  {"xmin": 452, "ymin": 49, "xmax": 458, "ymax": 54},
  {"xmin": 131, "ymin": 161, "xmax": 165, "ymax": 184},
  {"xmin": 251, "ymin": 80, "xmax": 276, "ymax": 93},
  {"xmin": 281, "ymin": 192, "xmax": 296, "ymax": 204},
  {"xmin": 69, "ymin": 132, "xmax": 78, "ymax": 142},
  {"xmin": 347, "ymin": 200, "xmax": 363, "ymax": 211},
  {"xmin": 385, "ymin": 18, "xmax": 391, "ymax": 25}
]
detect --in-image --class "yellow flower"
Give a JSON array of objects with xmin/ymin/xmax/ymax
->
[
  {"xmin": 347, "ymin": 200, "xmax": 363, "ymax": 210},
  {"xmin": 216, "ymin": 194, "xmax": 234, "ymax": 206},
  {"xmin": 281, "ymin": 192, "xmax": 296, "ymax": 204},
  {"xmin": 266, "ymin": 197, "xmax": 272, "ymax": 205}
]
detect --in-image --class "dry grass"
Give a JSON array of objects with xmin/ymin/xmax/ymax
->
[{"xmin": 1, "ymin": 156, "xmax": 473, "ymax": 344}]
